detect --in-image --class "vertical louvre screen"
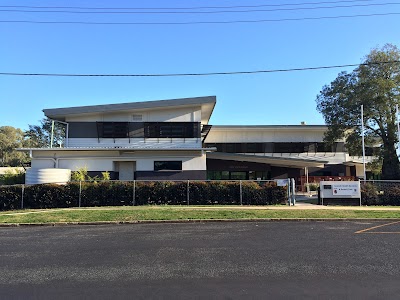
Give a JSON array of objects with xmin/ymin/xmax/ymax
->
[{"xmin": 96, "ymin": 122, "xmax": 199, "ymax": 139}]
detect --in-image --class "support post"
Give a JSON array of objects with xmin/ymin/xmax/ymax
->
[
  {"xmin": 21, "ymin": 184, "xmax": 24, "ymax": 209},
  {"xmin": 361, "ymin": 105, "xmax": 366, "ymax": 182},
  {"xmin": 305, "ymin": 167, "xmax": 310, "ymax": 195},
  {"xmin": 50, "ymin": 120, "xmax": 55, "ymax": 148},
  {"xmin": 133, "ymin": 180, "xmax": 136, "ymax": 206},
  {"xmin": 239, "ymin": 180, "xmax": 243, "ymax": 205},
  {"xmin": 65, "ymin": 123, "xmax": 69, "ymax": 147},
  {"xmin": 79, "ymin": 180, "xmax": 82, "ymax": 207},
  {"xmin": 187, "ymin": 180, "xmax": 190, "ymax": 206},
  {"xmin": 397, "ymin": 104, "xmax": 400, "ymax": 156}
]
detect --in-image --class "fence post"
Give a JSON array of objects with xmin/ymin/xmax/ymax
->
[
  {"xmin": 21, "ymin": 184, "xmax": 24, "ymax": 209},
  {"xmin": 79, "ymin": 180, "xmax": 82, "ymax": 207},
  {"xmin": 187, "ymin": 180, "xmax": 190, "ymax": 206},
  {"xmin": 240, "ymin": 180, "xmax": 243, "ymax": 205},
  {"xmin": 133, "ymin": 180, "xmax": 136, "ymax": 206}
]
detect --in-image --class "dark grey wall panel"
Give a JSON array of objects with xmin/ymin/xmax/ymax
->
[{"xmin": 69, "ymin": 122, "xmax": 98, "ymax": 138}]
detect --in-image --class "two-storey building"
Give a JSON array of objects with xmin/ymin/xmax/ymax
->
[
  {"xmin": 25, "ymin": 96, "xmax": 216, "ymax": 183},
  {"xmin": 21, "ymin": 95, "xmax": 372, "ymax": 186}
]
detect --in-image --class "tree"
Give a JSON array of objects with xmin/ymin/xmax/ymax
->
[
  {"xmin": 316, "ymin": 44, "xmax": 400, "ymax": 179},
  {"xmin": 0, "ymin": 126, "xmax": 30, "ymax": 167},
  {"xmin": 25, "ymin": 118, "xmax": 66, "ymax": 148}
]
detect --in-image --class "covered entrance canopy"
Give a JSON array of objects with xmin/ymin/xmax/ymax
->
[
  {"xmin": 207, "ymin": 152, "xmax": 327, "ymax": 169},
  {"xmin": 206, "ymin": 152, "xmax": 328, "ymax": 181}
]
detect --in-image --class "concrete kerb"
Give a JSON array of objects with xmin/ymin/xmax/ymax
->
[{"xmin": 1, "ymin": 218, "xmax": 400, "ymax": 227}]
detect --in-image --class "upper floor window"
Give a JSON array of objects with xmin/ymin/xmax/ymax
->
[
  {"xmin": 145, "ymin": 122, "xmax": 200, "ymax": 138},
  {"xmin": 99, "ymin": 122, "xmax": 129, "ymax": 138}
]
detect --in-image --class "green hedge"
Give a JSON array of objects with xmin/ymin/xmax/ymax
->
[
  {"xmin": 361, "ymin": 183, "xmax": 400, "ymax": 206},
  {"xmin": 0, "ymin": 181, "xmax": 287, "ymax": 211}
]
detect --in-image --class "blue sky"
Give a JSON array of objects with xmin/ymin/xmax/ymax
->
[{"xmin": 1, "ymin": 0, "xmax": 400, "ymax": 130}]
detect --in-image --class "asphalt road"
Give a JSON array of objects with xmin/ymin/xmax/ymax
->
[{"xmin": 1, "ymin": 221, "xmax": 400, "ymax": 299}]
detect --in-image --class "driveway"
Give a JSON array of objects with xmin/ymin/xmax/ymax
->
[{"xmin": 1, "ymin": 221, "xmax": 399, "ymax": 299}]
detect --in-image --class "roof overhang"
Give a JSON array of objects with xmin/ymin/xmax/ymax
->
[
  {"xmin": 43, "ymin": 96, "xmax": 216, "ymax": 124},
  {"xmin": 207, "ymin": 152, "xmax": 327, "ymax": 168}
]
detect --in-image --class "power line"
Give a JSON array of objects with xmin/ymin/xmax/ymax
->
[
  {"xmin": 2, "ymin": 2, "xmax": 398, "ymax": 14},
  {"xmin": 0, "ymin": 0, "xmax": 378, "ymax": 10},
  {"xmin": 1, "ymin": 61, "xmax": 399, "ymax": 78},
  {"xmin": 1, "ymin": 12, "xmax": 399, "ymax": 25}
]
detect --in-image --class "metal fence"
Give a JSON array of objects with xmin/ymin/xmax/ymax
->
[{"xmin": 0, "ymin": 179, "xmax": 294, "ymax": 210}]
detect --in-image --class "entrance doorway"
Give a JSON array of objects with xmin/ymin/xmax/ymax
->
[{"xmin": 118, "ymin": 161, "xmax": 136, "ymax": 180}]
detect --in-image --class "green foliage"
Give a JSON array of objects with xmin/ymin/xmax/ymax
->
[
  {"xmin": 71, "ymin": 167, "xmax": 88, "ymax": 181},
  {"xmin": 0, "ymin": 185, "xmax": 23, "ymax": 210},
  {"xmin": 101, "ymin": 171, "xmax": 110, "ymax": 181},
  {"xmin": 361, "ymin": 183, "xmax": 400, "ymax": 206},
  {"xmin": 71, "ymin": 168, "xmax": 111, "ymax": 182},
  {"xmin": 306, "ymin": 183, "xmax": 319, "ymax": 191},
  {"xmin": 316, "ymin": 44, "xmax": 400, "ymax": 179},
  {"xmin": 361, "ymin": 183, "xmax": 379, "ymax": 205},
  {"xmin": 0, "ymin": 181, "xmax": 287, "ymax": 211},
  {"xmin": 0, "ymin": 126, "xmax": 30, "ymax": 167},
  {"xmin": 25, "ymin": 118, "xmax": 66, "ymax": 148},
  {"xmin": 0, "ymin": 169, "xmax": 25, "ymax": 185}
]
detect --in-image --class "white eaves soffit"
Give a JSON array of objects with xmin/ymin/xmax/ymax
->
[
  {"xmin": 207, "ymin": 152, "xmax": 327, "ymax": 169},
  {"xmin": 43, "ymin": 96, "xmax": 216, "ymax": 125}
]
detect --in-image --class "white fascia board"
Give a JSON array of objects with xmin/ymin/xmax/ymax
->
[
  {"xmin": 210, "ymin": 125, "xmax": 328, "ymax": 131},
  {"xmin": 17, "ymin": 147, "xmax": 217, "ymax": 152}
]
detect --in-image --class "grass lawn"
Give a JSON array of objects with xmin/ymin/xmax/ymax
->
[{"xmin": 1, "ymin": 206, "xmax": 400, "ymax": 224}]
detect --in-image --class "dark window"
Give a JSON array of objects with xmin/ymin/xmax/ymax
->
[
  {"xmin": 154, "ymin": 161, "xmax": 182, "ymax": 171},
  {"xmin": 274, "ymin": 143, "xmax": 304, "ymax": 153},
  {"xmin": 225, "ymin": 143, "xmax": 237, "ymax": 153},
  {"xmin": 245, "ymin": 143, "xmax": 263, "ymax": 153},
  {"xmin": 316, "ymin": 143, "xmax": 333, "ymax": 152},
  {"xmin": 145, "ymin": 122, "xmax": 200, "ymax": 138},
  {"xmin": 98, "ymin": 122, "xmax": 129, "ymax": 138}
]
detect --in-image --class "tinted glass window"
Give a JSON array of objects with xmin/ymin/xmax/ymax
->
[{"xmin": 154, "ymin": 161, "xmax": 182, "ymax": 171}]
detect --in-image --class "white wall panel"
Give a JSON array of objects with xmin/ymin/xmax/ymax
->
[
  {"xmin": 58, "ymin": 159, "xmax": 114, "ymax": 171},
  {"xmin": 64, "ymin": 107, "xmax": 201, "ymax": 123},
  {"xmin": 182, "ymin": 155, "xmax": 206, "ymax": 170},
  {"xmin": 205, "ymin": 128, "xmax": 326, "ymax": 143},
  {"xmin": 146, "ymin": 107, "xmax": 201, "ymax": 122},
  {"xmin": 31, "ymin": 159, "xmax": 55, "ymax": 169}
]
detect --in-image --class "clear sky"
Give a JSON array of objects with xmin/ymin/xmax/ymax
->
[{"xmin": 1, "ymin": 0, "xmax": 400, "ymax": 130}]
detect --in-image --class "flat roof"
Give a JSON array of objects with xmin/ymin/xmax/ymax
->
[
  {"xmin": 211, "ymin": 125, "xmax": 327, "ymax": 130},
  {"xmin": 43, "ymin": 96, "xmax": 216, "ymax": 124}
]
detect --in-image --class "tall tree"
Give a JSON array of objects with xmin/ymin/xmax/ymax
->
[
  {"xmin": 0, "ymin": 126, "xmax": 30, "ymax": 167},
  {"xmin": 316, "ymin": 44, "xmax": 400, "ymax": 179},
  {"xmin": 25, "ymin": 118, "xmax": 66, "ymax": 148}
]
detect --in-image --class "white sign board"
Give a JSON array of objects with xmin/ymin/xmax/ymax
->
[
  {"xmin": 275, "ymin": 179, "xmax": 289, "ymax": 187},
  {"xmin": 320, "ymin": 181, "xmax": 361, "ymax": 199}
]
